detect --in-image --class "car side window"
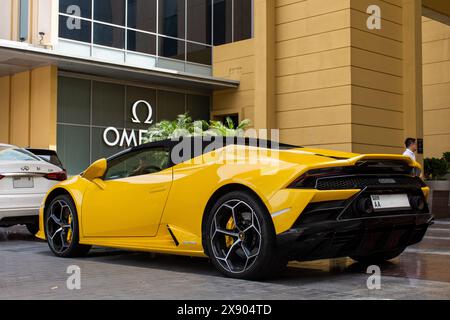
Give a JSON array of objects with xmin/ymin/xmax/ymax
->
[{"xmin": 104, "ymin": 147, "xmax": 170, "ymax": 181}]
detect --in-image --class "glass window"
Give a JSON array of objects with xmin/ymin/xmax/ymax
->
[
  {"xmin": 127, "ymin": 30, "xmax": 156, "ymax": 55},
  {"xmin": 186, "ymin": 42, "xmax": 211, "ymax": 65},
  {"xmin": 94, "ymin": 0, "xmax": 125, "ymax": 25},
  {"xmin": 57, "ymin": 125, "xmax": 91, "ymax": 175},
  {"xmin": 159, "ymin": 37, "xmax": 185, "ymax": 61},
  {"xmin": 234, "ymin": 0, "xmax": 252, "ymax": 42},
  {"xmin": 158, "ymin": 0, "xmax": 185, "ymax": 39},
  {"xmin": 213, "ymin": 0, "xmax": 232, "ymax": 46},
  {"xmin": 92, "ymin": 81, "xmax": 125, "ymax": 127},
  {"xmin": 104, "ymin": 147, "xmax": 170, "ymax": 180},
  {"xmin": 0, "ymin": 148, "xmax": 41, "ymax": 162},
  {"xmin": 94, "ymin": 23, "xmax": 125, "ymax": 49},
  {"xmin": 59, "ymin": 0, "xmax": 92, "ymax": 18},
  {"xmin": 157, "ymin": 90, "xmax": 186, "ymax": 121},
  {"xmin": 187, "ymin": 94, "xmax": 210, "ymax": 121},
  {"xmin": 127, "ymin": 0, "xmax": 156, "ymax": 32},
  {"xmin": 91, "ymin": 127, "xmax": 124, "ymax": 162},
  {"xmin": 58, "ymin": 77, "xmax": 91, "ymax": 125},
  {"xmin": 187, "ymin": 0, "xmax": 212, "ymax": 44},
  {"xmin": 59, "ymin": 15, "xmax": 92, "ymax": 43}
]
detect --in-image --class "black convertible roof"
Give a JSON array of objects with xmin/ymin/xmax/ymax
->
[{"xmin": 108, "ymin": 136, "xmax": 300, "ymax": 164}]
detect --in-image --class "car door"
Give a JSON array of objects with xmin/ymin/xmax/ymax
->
[{"xmin": 82, "ymin": 146, "xmax": 172, "ymax": 237}]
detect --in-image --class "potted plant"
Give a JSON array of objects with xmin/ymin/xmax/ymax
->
[
  {"xmin": 143, "ymin": 113, "xmax": 252, "ymax": 143},
  {"xmin": 424, "ymin": 155, "xmax": 450, "ymax": 219}
]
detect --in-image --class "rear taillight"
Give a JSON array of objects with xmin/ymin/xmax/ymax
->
[
  {"xmin": 0, "ymin": 175, "xmax": 4, "ymax": 180},
  {"xmin": 288, "ymin": 167, "xmax": 346, "ymax": 188},
  {"xmin": 44, "ymin": 171, "xmax": 67, "ymax": 181}
]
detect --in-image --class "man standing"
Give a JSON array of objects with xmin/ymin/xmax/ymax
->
[{"xmin": 403, "ymin": 138, "xmax": 417, "ymax": 161}]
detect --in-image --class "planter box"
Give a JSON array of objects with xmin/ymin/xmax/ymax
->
[{"xmin": 426, "ymin": 180, "xmax": 450, "ymax": 219}]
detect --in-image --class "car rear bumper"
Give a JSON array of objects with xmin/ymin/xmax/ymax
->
[
  {"xmin": 277, "ymin": 213, "xmax": 433, "ymax": 261},
  {"xmin": 0, "ymin": 194, "xmax": 43, "ymax": 223}
]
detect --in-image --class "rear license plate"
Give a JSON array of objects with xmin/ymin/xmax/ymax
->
[
  {"xmin": 13, "ymin": 177, "xmax": 34, "ymax": 189},
  {"xmin": 370, "ymin": 194, "xmax": 410, "ymax": 211}
]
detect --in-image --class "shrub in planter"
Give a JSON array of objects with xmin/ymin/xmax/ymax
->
[
  {"xmin": 424, "ymin": 157, "xmax": 449, "ymax": 180},
  {"xmin": 143, "ymin": 113, "xmax": 252, "ymax": 143}
]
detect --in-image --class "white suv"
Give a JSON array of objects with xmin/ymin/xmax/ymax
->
[{"xmin": 0, "ymin": 144, "xmax": 66, "ymax": 234}]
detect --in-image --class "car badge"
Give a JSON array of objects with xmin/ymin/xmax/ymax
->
[{"xmin": 21, "ymin": 166, "xmax": 30, "ymax": 172}]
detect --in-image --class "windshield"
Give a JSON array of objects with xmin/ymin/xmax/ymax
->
[{"xmin": 0, "ymin": 147, "xmax": 42, "ymax": 162}]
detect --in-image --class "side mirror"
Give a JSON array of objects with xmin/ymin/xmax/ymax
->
[{"xmin": 83, "ymin": 159, "xmax": 107, "ymax": 181}]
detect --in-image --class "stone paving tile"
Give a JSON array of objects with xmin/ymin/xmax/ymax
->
[{"xmin": 1, "ymin": 225, "xmax": 450, "ymax": 300}]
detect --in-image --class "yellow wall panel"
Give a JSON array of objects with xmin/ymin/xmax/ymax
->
[
  {"xmin": 277, "ymin": 86, "xmax": 351, "ymax": 112},
  {"xmin": 213, "ymin": 90, "xmax": 254, "ymax": 111},
  {"xmin": 0, "ymin": 76, "xmax": 10, "ymax": 143},
  {"xmin": 276, "ymin": 29, "xmax": 350, "ymax": 59},
  {"xmin": 276, "ymin": 0, "xmax": 350, "ymax": 25},
  {"xmin": 214, "ymin": 57, "xmax": 255, "ymax": 77},
  {"xmin": 213, "ymin": 39, "xmax": 254, "ymax": 63},
  {"xmin": 280, "ymin": 124, "xmax": 352, "ymax": 147},
  {"xmin": 424, "ymin": 109, "xmax": 450, "ymax": 135},
  {"xmin": 351, "ymin": 0, "xmax": 403, "ymax": 24},
  {"xmin": 351, "ymin": 67, "xmax": 403, "ymax": 94},
  {"xmin": 277, "ymin": 67, "xmax": 351, "ymax": 94},
  {"xmin": 352, "ymin": 124, "xmax": 404, "ymax": 149},
  {"xmin": 352, "ymin": 143, "xmax": 403, "ymax": 155},
  {"xmin": 422, "ymin": 12, "xmax": 450, "ymax": 158},
  {"xmin": 10, "ymin": 71, "xmax": 30, "ymax": 147},
  {"xmin": 275, "ymin": 0, "xmax": 306, "ymax": 7},
  {"xmin": 423, "ymin": 83, "xmax": 450, "ymax": 110},
  {"xmin": 423, "ymin": 0, "xmax": 450, "ymax": 17},
  {"xmin": 382, "ymin": 0, "xmax": 402, "ymax": 7},
  {"xmin": 352, "ymin": 47, "xmax": 403, "ymax": 77},
  {"xmin": 352, "ymin": 105, "xmax": 403, "ymax": 130},
  {"xmin": 351, "ymin": 9, "xmax": 403, "ymax": 42},
  {"xmin": 276, "ymin": 47, "xmax": 350, "ymax": 77},
  {"xmin": 351, "ymin": 28, "xmax": 403, "ymax": 59},
  {"xmin": 30, "ymin": 65, "xmax": 57, "ymax": 149},
  {"xmin": 422, "ymin": 39, "xmax": 450, "ymax": 64},
  {"xmin": 213, "ymin": 37, "xmax": 256, "ymax": 124},
  {"xmin": 423, "ymin": 134, "xmax": 450, "ymax": 158},
  {"xmin": 276, "ymin": 9, "xmax": 350, "ymax": 42},
  {"xmin": 423, "ymin": 60, "xmax": 450, "ymax": 85},
  {"xmin": 422, "ymin": 19, "xmax": 450, "ymax": 42},
  {"xmin": 352, "ymin": 86, "xmax": 402, "ymax": 112},
  {"xmin": 277, "ymin": 105, "xmax": 351, "ymax": 129}
]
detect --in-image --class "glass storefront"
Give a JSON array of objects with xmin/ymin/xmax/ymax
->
[
  {"xmin": 58, "ymin": 0, "xmax": 253, "ymax": 67},
  {"xmin": 57, "ymin": 75, "xmax": 211, "ymax": 175}
]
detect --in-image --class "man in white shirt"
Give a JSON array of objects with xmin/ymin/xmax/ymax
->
[{"xmin": 403, "ymin": 138, "xmax": 417, "ymax": 162}]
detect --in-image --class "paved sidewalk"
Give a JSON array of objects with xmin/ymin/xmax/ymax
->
[{"xmin": 1, "ymin": 224, "xmax": 450, "ymax": 300}]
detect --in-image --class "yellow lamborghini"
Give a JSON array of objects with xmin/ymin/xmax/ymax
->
[{"xmin": 37, "ymin": 137, "xmax": 432, "ymax": 280}]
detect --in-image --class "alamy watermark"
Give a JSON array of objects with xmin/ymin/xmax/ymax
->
[
  {"xmin": 366, "ymin": 265, "xmax": 381, "ymax": 290},
  {"xmin": 66, "ymin": 265, "xmax": 81, "ymax": 290}
]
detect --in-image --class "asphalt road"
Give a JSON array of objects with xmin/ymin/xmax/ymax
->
[{"xmin": 1, "ymin": 221, "xmax": 450, "ymax": 300}]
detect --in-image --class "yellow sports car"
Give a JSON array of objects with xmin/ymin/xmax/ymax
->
[{"xmin": 37, "ymin": 137, "xmax": 432, "ymax": 280}]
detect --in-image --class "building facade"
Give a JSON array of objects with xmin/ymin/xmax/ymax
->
[{"xmin": 0, "ymin": 0, "xmax": 449, "ymax": 175}]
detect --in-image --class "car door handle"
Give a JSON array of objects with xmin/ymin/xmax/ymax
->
[{"xmin": 148, "ymin": 187, "xmax": 167, "ymax": 194}]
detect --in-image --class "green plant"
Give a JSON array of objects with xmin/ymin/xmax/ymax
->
[
  {"xmin": 424, "ymin": 157, "xmax": 449, "ymax": 180},
  {"xmin": 206, "ymin": 117, "xmax": 251, "ymax": 137},
  {"xmin": 443, "ymin": 152, "xmax": 450, "ymax": 165},
  {"xmin": 143, "ymin": 113, "xmax": 251, "ymax": 143}
]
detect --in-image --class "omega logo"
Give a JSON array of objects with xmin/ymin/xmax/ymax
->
[
  {"xmin": 131, "ymin": 100, "xmax": 153, "ymax": 125},
  {"xmin": 103, "ymin": 100, "xmax": 153, "ymax": 148}
]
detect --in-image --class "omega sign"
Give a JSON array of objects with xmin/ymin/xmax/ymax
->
[{"xmin": 103, "ymin": 100, "xmax": 153, "ymax": 147}]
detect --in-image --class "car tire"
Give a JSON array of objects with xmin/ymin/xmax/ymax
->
[
  {"xmin": 350, "ymin": 248, "xmax": 405, "ymax": 264},
  {"xmin": 44, "ymin": 194, "xmax": 91, "ymax": 258},
  {"xmin": 204, "ymin": 190, "xmax": 284, "ymax": 280}
]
